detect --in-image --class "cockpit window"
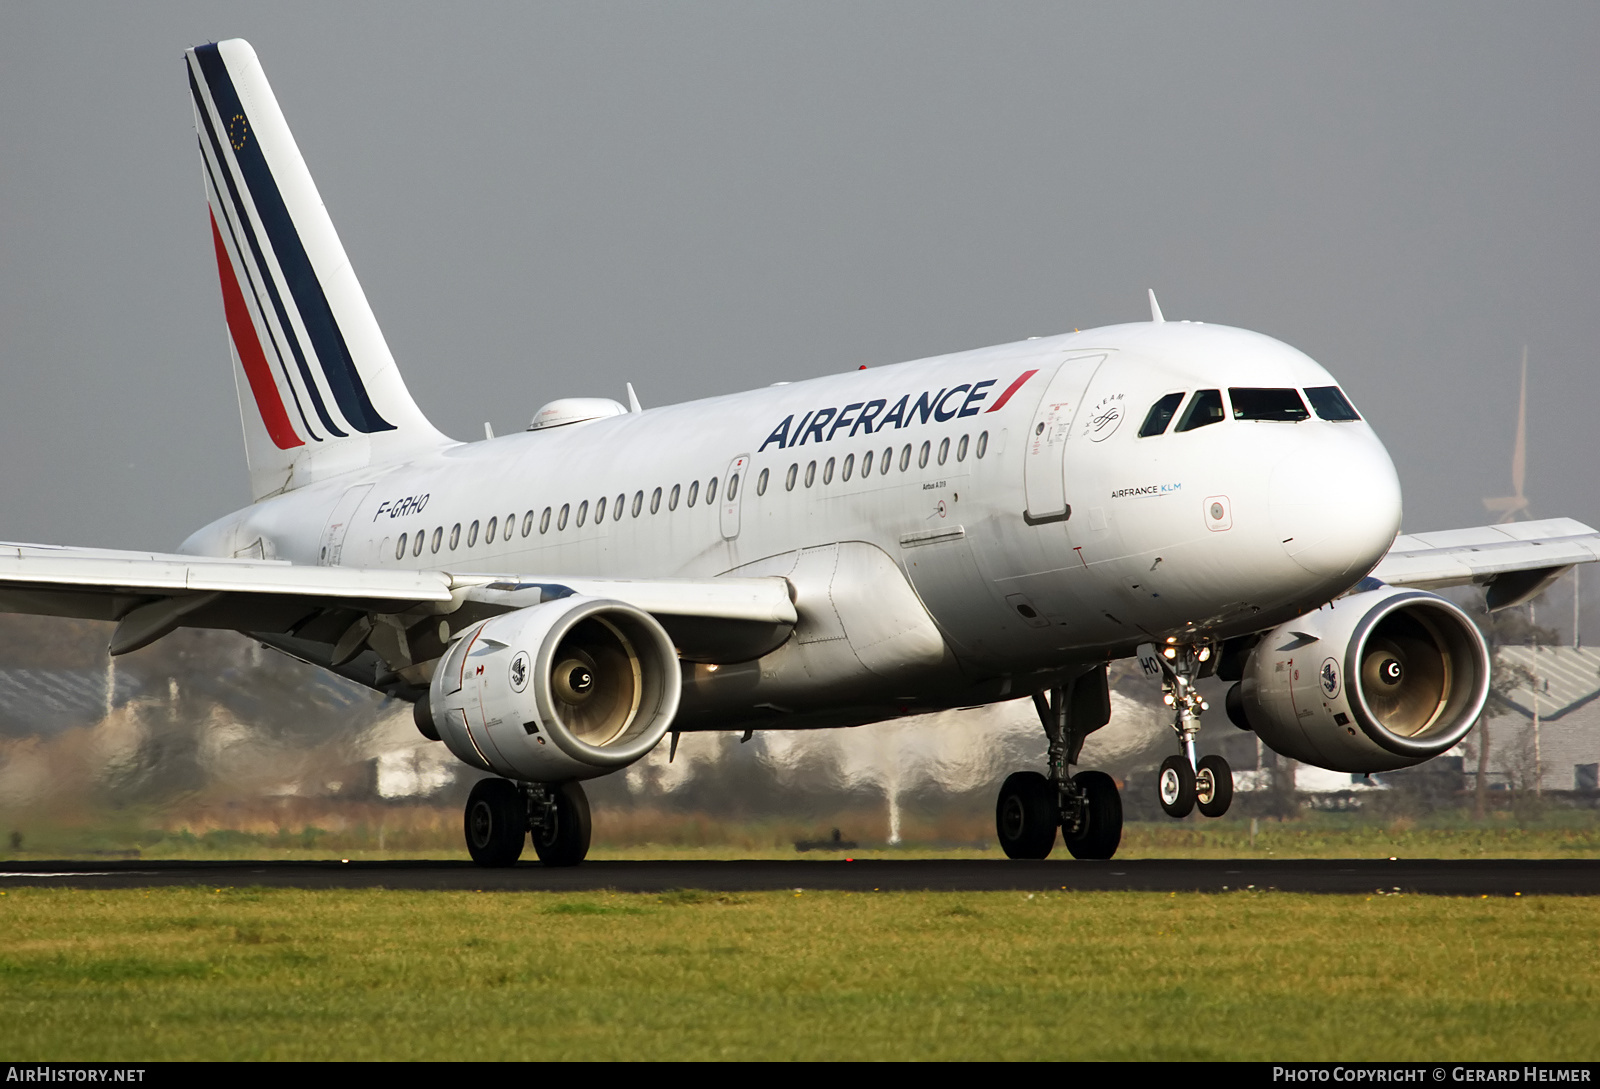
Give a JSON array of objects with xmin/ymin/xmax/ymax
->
[
  {"xmin": 1174, "ymin": 389, "xmax": 1225, "ymax": 432},
  {"xmin": 1138, "ymin": 392, "xmax": 1187, "ymax": 437},
  {"xmin": 1229, "ymin": 388, "xmax": 1310, "ymax": 422},
  {"xmin": 1305, "ymin": 385, "xmax": 1362, "ymax": 421}
]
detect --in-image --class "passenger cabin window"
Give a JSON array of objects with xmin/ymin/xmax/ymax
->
[
  {"xmin": 706, "ymin": 478, "xmax": 718, "ymax": 505},
  {"xmin": 957, "ymin": 434, "xmax": 969, "ymax": 461},
  {"xmin": 576, "ymin": 502, "xmax": 588, "ymax": 527},
  {"xmin": 727, "ymin": 473, "xmax": 740, "ymax": 500},
  {"xmin": 1230, "ymin": 388, "xmax": 1310, "ymax": 422},
  {"xmin": 395, "ymin": 533, "xmax": 408, "ymax": 560},
  {"xmin": 822, "ymin": 459, "xmax": 834, "ymax": 485},
  {"xmin": 1138, "ymin": 392, "xmax": 1187, "ymax": 437},
  {"xmin": 522, "ymin": 511, "xmax": 535, "ymax": 537},
  {"xmin": 467, "ymin": 520, "xmax": 480, "ymax": 547},
  {"xmin": 880, "ymin": 448, "xmax": 892, "ymax": 475},
  {"xmin": 413, "ymin": 532, "xmax": 424, "ymax": 558},
  {"xmin": 450, "ymin": 523, "xmax": 462, "ymax": 548},
  {"xmin": 1305, "ymin": 386, "xmax": 1362, "ymax": 422},
  {"xmin": 486, "ymin": 516, "xmax": 498, "ymax": 542},
  {"xmin": 804, "ymin": 462, "xmax": 816, "ymax": 488},
  {"xmin": 431, "ymin": 527, "xmax": 443, "ymax": 553},
  {"xmin": 613, "ymin": 493, "xmax": 624, "ymax": 521},
  {"xmin": 842, "ymin": 454, "xmax": 854, "ymax": 481},
  {"xmin": 540, "ymin": 507, "xmax": 552, "ymax": 534},
  {"xmin": 1174, "ymin": 389, "xmax": 1225, "ymax": 432},
  {"xmin": 669, "ymin": 485, "xmax": 680, "ymax": 511},
  {"xmin": 785, "ymin": 465, "xmax": 798, "ymax": 491},
  {"xmin": 976, "ymin": 431, "xmax": 988, "ymax": 458},
  {"xmin": 687, "ymin": 481, "xmax": 699, "ymax": 507},
  {"xmin": 504, "ymin": 515, "xmax": 515, "ymax": 541},
  {"xmin": 756, "ymin": 470, "xmax": 768, "ymax": 496},
  {"xmin": 937, "ymin": 437, "xmax": 949, "ymax": 465},
  {"xmin": 651, "ymin": 487, "xmax": 663, "ymax": 513},
  {"xmin": 632, "ymin": 491, "xmax": 644, "ymax": 517},
  {"xmin": 862, "ymin": 450, "xmax": 875, "ymax": 475},
  {"xmin": 918, "ymin": 441, "xmax": 930, "ymax": 468}
]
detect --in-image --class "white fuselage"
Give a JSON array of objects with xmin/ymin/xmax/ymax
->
[{"xmin": 182, "ymin": 321, "xmax": 1403, "ymax": 730}]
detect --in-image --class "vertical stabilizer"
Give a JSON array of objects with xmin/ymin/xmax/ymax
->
[{"xmin": 187, "ymin": 39, "xmax": 453, "ymax": 500}]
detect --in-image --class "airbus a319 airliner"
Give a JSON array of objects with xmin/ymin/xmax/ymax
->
[{"xmin": 4, "ymin": 40, "xmax": 1597, "ymax": 865}]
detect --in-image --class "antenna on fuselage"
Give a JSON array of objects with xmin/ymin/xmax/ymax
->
[
  {"xmin": 626, "ymin": 383, "xmax": 643, "ymax": 413},
  {"xmin": 1148, "ymin": 289, "xmax": 1166, "ymax": 323}
]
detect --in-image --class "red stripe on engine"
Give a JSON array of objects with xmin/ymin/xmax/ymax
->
[
  {"xmin": 986, "ymin": 369, "xmax": 1039, "ymax": 412},
  {"xmin": 209, "ymin": 211, "xmax": 302, "ymax": 450}
]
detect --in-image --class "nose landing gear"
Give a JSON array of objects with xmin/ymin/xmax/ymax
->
[
  {"xmin": 1143, "ymin": 642, "xmax": 1234, "ymax": 820},
  {"xmin": 995, "ymin": 666, "xmax": 1124, "ymax": 861}
]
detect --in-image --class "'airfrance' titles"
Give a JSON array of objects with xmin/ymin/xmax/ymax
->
[{"xmin": 758, "ymin": 371, "xmax": 1036, "ymax": 453}]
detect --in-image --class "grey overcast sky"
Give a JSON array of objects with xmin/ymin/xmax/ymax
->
[{"xmin": 2, "ymin": 2, "xmax": 1598, "ymax": 551}]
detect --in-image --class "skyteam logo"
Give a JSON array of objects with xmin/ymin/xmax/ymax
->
[{"xmin": 1085, "ymin": 392, "xmax": 1126, "ymax": 442}]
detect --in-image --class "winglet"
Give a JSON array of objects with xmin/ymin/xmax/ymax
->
[
  {"xmin": 626, "ymin": 383, "xmax": 643, "ymax": 413},
  {"xmin": 1148, "ymin": 289, "xmax": 1165, "ymax": 323}
]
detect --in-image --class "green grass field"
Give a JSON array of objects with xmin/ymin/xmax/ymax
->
[{"xmin": 1, "ymin": 885, "xmax": 1596, "ymax": 1060}]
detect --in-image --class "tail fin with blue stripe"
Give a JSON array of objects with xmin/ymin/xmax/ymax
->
[{"xmin": 187, "ymin": 39, "xmax": 452, "ymax": 499}]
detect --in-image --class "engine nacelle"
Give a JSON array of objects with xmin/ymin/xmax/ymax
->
[
  {"xmin": 429, "ymin": 596, "xmax": 681, "ymax": 782},
  {"xmin": 1236, "ymin": 586, "xmax": 1489, "ymax": 773}
]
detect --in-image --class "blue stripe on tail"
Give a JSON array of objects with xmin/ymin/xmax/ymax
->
[{"xmin": 193, "ymin": 44, "xmax": 394, "ymax": 435}]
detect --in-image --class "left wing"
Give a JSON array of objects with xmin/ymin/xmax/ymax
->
[
  {"xmin": 0, "ymin": 543, "xmax": 797, "ymax": 670},
  {"xmin": 1368, "ymin": 517, "xmax": 1600, "ymax": 610}
]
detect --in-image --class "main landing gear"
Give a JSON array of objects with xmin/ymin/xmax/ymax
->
[
  {"xmin": 1145, "ymin": 642, "xmax": 1234, "ymax": 820},
  {"xmin": 464, "ymin": 778, "xmax": 592, "ymax": 867},
  {"xmin": 996, "ymin": 666, "xmax": 1123, "ymax": 860}
]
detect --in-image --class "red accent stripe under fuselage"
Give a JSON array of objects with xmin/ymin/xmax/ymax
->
[
  {"xmin": 209, "ymin": 211, "xmax": 303, "ymax": 450},
  {"xmin": 986, "ymin": 369, "xmax": 1039, "ymax": 412}
]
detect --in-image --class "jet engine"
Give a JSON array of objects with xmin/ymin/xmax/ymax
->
[
  {"xmin": 1232, "ymin": 586, "xmax": 1490, "ymax": 773},
  {"xmin": 426, "ymin": 596, "xmax": 681, "ymax": 781}
]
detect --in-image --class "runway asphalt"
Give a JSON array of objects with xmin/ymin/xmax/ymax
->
[{"xmin": 1, "ymin": 858, "xmax": 1597, "ymax": 895}]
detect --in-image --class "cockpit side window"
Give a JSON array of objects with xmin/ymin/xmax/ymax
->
[
  {"xmin": 1305, "ymin": 386, "xmax": 1362, "ymax": 421},
  {"xmin": 1174, "ymin": 389, "xmax": 1225, "ymax": 432},
  {"xmin": 1230, "ymin": 388, "xmax": 1310, "ymax": 422},
  {"xmin": 1138, "ymin": 392, "xmax": 1187, "ymax": 437}
]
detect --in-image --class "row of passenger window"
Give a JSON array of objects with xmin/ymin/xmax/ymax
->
[
  {"xmin": 1138, "ymin": 386, "xmax": 1360, "ymax": 438},
  {"xmin": 393, "ymin": 475, "xmax": 736, "ymax": 560},
  {"xmin": 757, "ymin": 430, "xmax": 990, "ymax": 494},
  {"xmin": 390, "ymin": 429, "xmax": 993, "ymax": 561}
]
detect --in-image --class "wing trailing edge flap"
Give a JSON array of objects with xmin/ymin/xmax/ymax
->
[
  {"xmin": 1368, "ymin": 517, "xmax": 1600, "ymax": 610},
  {"xmin": 0, "ymin": 544, "xmax": 797, "ymax": 662}
]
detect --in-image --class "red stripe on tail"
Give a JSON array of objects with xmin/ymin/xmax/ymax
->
[
  {"xmin": 986, "ymin": 369, "xmax": 1039, "ymax": 412},
  {"xmin": 210, "ymin": 211, "xmax": 302, "ymax": 450}
]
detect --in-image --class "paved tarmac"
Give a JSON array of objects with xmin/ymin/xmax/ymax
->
[{"xmin": 1, "ymin": 858, "xmax": 1597, "ymax": 895}]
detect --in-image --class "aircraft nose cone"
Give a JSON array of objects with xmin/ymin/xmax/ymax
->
[{"xmin": 1269, "ymin": 430, "xmax": 1402, "ymax": 579}]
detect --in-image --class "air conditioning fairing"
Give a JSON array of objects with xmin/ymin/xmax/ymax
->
[
  {"xmin": 429, "ymin": 596, "xmax": 681, "ymax": 782},
  {"xmin": 1237, "ymin": 587, "xmax": 1489, "ymax": 773}
]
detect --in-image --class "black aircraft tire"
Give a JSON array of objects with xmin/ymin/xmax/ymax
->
[
  {"xmin": 464, "ymin": 778, "xmax": 527, "ymax": 867},
  {"xmin": 996, "ymin": 771, "xmax": 1058, "ymax": 860},
  {"xmin": 1158, "ymin": 755, "xmax": 1197, "ymax": 819},
  {"xmin": 532, "ymin": 781, "xmax": 593, "ymax": 867},
  {"xmin": 1064, "ymin": 770, "xmax": 1123, "ymax": 860},
  {"xmin": 1196, "ymin": 754, "xmax": 1235, "ymax": 818}
]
